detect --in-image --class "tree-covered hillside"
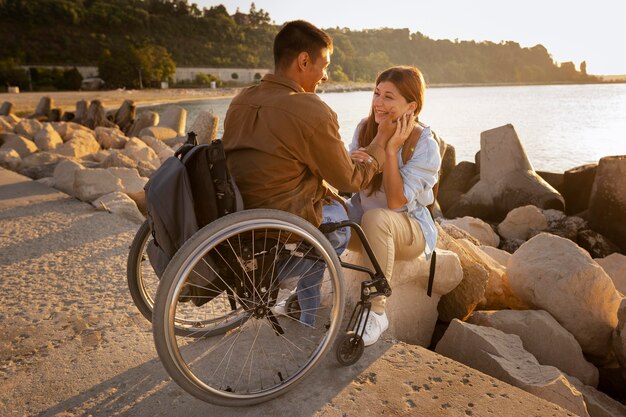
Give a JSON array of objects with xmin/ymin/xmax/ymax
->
[{"xmin": 0, "ymin": 0, "xmax": 596, "ymax": 88}]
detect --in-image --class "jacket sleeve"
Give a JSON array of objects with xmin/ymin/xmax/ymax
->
[{"xmin": 304, "ymin": 111, "xmax": 385, "ymax": 193}]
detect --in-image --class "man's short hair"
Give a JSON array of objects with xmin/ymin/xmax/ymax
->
[{"xmin": 273, "ymin": 20, "xmax": 333, "ymax": 70}]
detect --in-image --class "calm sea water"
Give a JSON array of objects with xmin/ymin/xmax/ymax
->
[{"xmin": 144, "ymin": 83, "xmax": 626, "ymax": 172}]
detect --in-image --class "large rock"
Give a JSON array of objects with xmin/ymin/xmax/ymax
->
[
  {"xmin": 112, "ymin": 99, "xmax": 135, "ymax": 133},
  {"xmin": 73, "ymin": 100, "xmax": 89, "ymax": 124},
  {"xmin": 0, "ymin": 148, "xmax": 21, "ymax": 170},
  {"xmin": 468, "ymin": 310, "xmax": 599, "ymax": 386},
  {"xmin": 479, "ymin": 245, "xmax": 511, "ymax": 267},
  {"xmin": 94, "ymin": 126, "xmax": 127, "ymax": 149},
  {"xmin": 51, "ymin": 121, "xmax": 91, "ymax": 142},
  {"xmin": 121, "ymin": 137, "xmax": 160, "ymax": 169},
  {"xmin": 14, "ymin": 118, "xmax": 43, "ymax": 139},
  {"xmin": 92, "ymin": 191, "xmax": 144, "ymax": 224},
  {"xmin": 336, "ymin": 247, "xmax": 463, "ymax": 347},
  {"xmin": 446, "ymin": 125, "xmax": 565, "ymax": 221},
  {"xmin": 28, "ymin": 96, "xmax": 53, "ymax": 120},
  {"xmin": 84, "ymin": 100, "xmax": 116, "ymax": 130},
  {"xmin": 52, "ymin": 159, "xmax": 84, "ymax": 195},
  {"xmin": 436, "ymin": 226, "xmax": 489, "ymax": 321},
  {"xmin": 577, "ymin": 229, "xmax": 620, "ymax": 259},
  {"xmin": 0, "ymin": 134, "xmax": 38, "ymax": 157},
  {"xmin": 55, "ymin": 130, "xmax": 100, "ymax": 158},
  {"xmin": 100, "ymin": 151, "xmax": 137, "ymax": 170},
  {"xmin": 439, "ymin": 142, "xmax": 456, "ymax": 184},
  {"xmin": 588, "ymin": 155, "xmax": 626, "ymax": 253},
  {"xmin": 568, "ymin": 376, "xmax": 626, "ymax": 417},
  {"xmin": 563, "ymin": 163, "xmax": 597, "ymax": 215},
  {"xmin": 507, "ymin": 233, "xmax": 621, "ymax": 359},
  {"xmin": 106, "ymin": 167, "xmax": 148, "ymax": 194},
  {"xmin": 138, "ymin": 126, "xmax": 178, "ymax": 141},
  {"xmin": 127, "ymin": 111, "xmax": 159, "ymax": 137},
  {"xmin": 595, "ymin": 253, "xmax": 626, "ymax": 295},
  {"xmin": 438, "ymin": 161, "xmax": 477, "ymax": 214},
  {"xmin": 435, "ymin": 320, "xmax": 590, "ymax": 416},
  {"xmin": 33, "ymin": 123, "xmax": 63, "ymax": 151},
  {"xmin": 543, "ymin": 210, "xmax": 588, "ymax": 241},
  {"xmin": 440, "ymin": 216, "xmax": 500, "ymax": 247},
  {"xmin": 140, "ymin": 135, "xmax": 175, "ymax": 162},
  {"xmin": 19, "ymin": 152, "xmax": 67, "ymax": 180},
  {"xmin": 73, "ymin": 168, "xmax": 123, "ymax": 201},
  {"xmin": 0, "ymin": 101, "xmax": 13, "ymax": 116},
  {"xmin": 0, "ymin": 117, "xmax": 12, "ymax": 132},
  {"xmin": 613, "ymin": 299, "xmax": 626, "ymax": 380},
  {"xmin": 158, "ymin": 105, "xmax": 186, "ymax": 136},
  {"xmin": 537, "ymin": 171, "xmax": 565, "ymax": 195},
  {"xmin": 439, "ymin": 222, "xmax": 481, "ymax": 246},
  {"xmin": 497, "ymin": 205, "xmax": 548, "ymax": 241},
  {"xmin": 190, "ymin": 111, "xmax": 219, "ymax": 145}
]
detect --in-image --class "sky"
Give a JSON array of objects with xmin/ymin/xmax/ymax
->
[{"xmin": 195, "ymin": 0, "xmax": 626, "ymax": 75}]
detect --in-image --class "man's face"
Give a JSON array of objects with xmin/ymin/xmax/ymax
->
[{"xmin": 302, "ymin": 48, "xmax": 330, "ymax": 93}]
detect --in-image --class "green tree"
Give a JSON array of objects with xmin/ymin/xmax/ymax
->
[{"xmin": 136, "ymin": 44, "xmax": 176, "ymax": 86}]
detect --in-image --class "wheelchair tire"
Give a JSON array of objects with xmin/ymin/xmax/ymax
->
[
  {"xmin": 127, "ymin": 220, "xmax": 245, "ymax": 337},
  {"xmin": 152, "ymin": 209, "xmax": 345, "ymax": 406}
]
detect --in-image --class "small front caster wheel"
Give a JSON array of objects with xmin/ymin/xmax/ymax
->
[{"xmin": 335, "ymin": 331, "xmax": 364, "ymax": 366}]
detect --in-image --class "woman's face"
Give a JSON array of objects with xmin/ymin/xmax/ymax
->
[{"xmin": 372, "ymin": 80, "xmax": 415, "ymax": 124}]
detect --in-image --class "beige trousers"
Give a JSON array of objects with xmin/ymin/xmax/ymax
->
[{"xmin": 350, "ymin": 208, "xmax": 426, "ymax": 313}]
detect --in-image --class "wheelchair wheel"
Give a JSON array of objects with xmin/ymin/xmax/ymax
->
[
  {"xmin": 335, "ymin": 331, "xmax": 364, "ymax": 366},
  {"xmin": 127, "ymin": 221, "xmax": 245, "ymax": 337},
  {"xmin": 153, "ymin": 209, "xmax": 345, "ymax": 406},
  {"xmin": 127, "ymin": 220, "xmax": 158, "ymax": 322}
]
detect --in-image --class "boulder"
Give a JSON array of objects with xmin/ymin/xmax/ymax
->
[
  {"xmin": 54, "ymin": 130, "xmax": 100, "ymax": 158},
  {"xmin": 140, "ymin": 135, "xmax": 175, "ymax": 162},
  {"xmin": 73, "ymin": 168, "xmax": 123, "ymax": 201},
  {"xmin": 337, "ymin": 247, "xmax": 463, "ymax": 347},
  {"xmin": 577, "ymin": 229, "xmax": 620, "ymax": 259},
  {"xmin": 121, "ymin": 138, "xmax": 160, "ymax": 169},
  {"xmin": 563, "ymin": 164, "xmax": 597, "ymax": 215},
  {"xmin": 435, "ymin": 320, "xmax": 589, "ymax": 417},
  {"xmin": 543, "ymin": 210, "xmax": 588, "ymax": 241},
  {"xmin": 112, "ymin": 99, "xmax": 135, "ymax": 133},
  {"xmin": 189, "ymin": 111, "xmax": 219, "ymax": 145},
  {"xmin": 437, "ymin": 161, "xmax": 477, "ymax": 214},
  {"xmin": 499, "ymin": 238, "xmax": 525, "ymax": 254},
  {"xmin": 0, "ymin": 149, "xmax": 21, "ymax": 170},
  {"xmin": 537, "ymin": 171, "xmax": 565, "ymax": 195},
  {"xmin": 73, "ymin": 100, "xmax": 89, "ymax": 125},
  {"xmin": 613, "ymin": 299, "xmax": 626, "ymax": 380},
  {"xmin": 1, "ymin": 114, "xmax": 20, "ymax": 126},
  {"xmin": 1, "ymin": 134, "xmax": 38, "ymax": 157},
  {"xmin": 479, "ymin": 245, "xmax": 511, "ymax": 268},
  {"xmin": 497, "ymin": 205, "xmax": 548, "ymax": 241},
  {"xmin": 19, "ymin": 152, "xmax": 67, "ymax": 180},
  {"xmin": 0, "ymin": 117, "xmax": 13, "ymax": 132},
  {"xmin": 33, "ymin": 124, "xmax": 63, "ymax": 151},
  {"xmin": 158, "ymin": 105, "xmax": 186, "ymax": 136},
  {"xmin": 588, "ymin": 155, "xmax": 626, "ymax": 253},
  {"xmin": 106, "ymin": 167, "xmax": 148, "ymax": 194},
  {"xmin": 13, "ymin": 119, "xmax": 43, "ymax": 140},
  {"xmin": 436, "ymin": 226, "xmax": 489, "ymax": 321},
  {"xmin": 95, "ymin": 126, "xmax": 127, "ymax": 149},
  {"xmin": 136, "ymin": 160, "xmax": 157, "ymax": 178},
  {"xmin": 52, "ymin": 159, "xmax": 84, "ymax": 195},
  {"xmin": 507, "ymin": 233, "xmax": 621, "ymax": 359},
  {"xmin": 92, "ymin": 191, "xmax": 144, "ymax": 224},
  {"xmin": 568, "ymin": 377, "xmax": 626, "ymax": 417},
  {"xmin": 84, "ymin": 100, "xmax": 116, "ymax": 130},
  {"xmin": 595, "ymin": 253, "xmax": 626, "ymax": 295},
  {"xmin": 28, "ymin": 96, "xmax": 53, "ymax": 120},
  {"xmin": 439, "ymin": 222, "xmax": 481, "ymax": 246},
  {"xmin": 445, "ymin": 125, "xmax": 565, "ymax": 221},
  {"xmin": 91, "ymin": 150, "xmax": 111, "ymax": 163},
  {"xmin": 138, "ymin": 126, "xmax": 178, "ymax": 141},
  {"xmin": 127, "ymin": 111, "xmax": 159, "ymax": 138},
  {"xmin": 51, "ymin": 121, "xmax": 91, "ymax": 141},
  {"xmin": 440, "ymin": 216, "xmax": 500, "ymax": 247},
  {"xmin": 36, "ymin": 177, "xmax": 55, "ymax": 187},
  {"xmin": 468, "ymin": 310, "xmax": 599, "ymax": 387},
  {"xmin": 0, "ymin": 101, "xmax": 13, "ymax": 116},
  {"xmin": 439, "ymin": 143, "xmax": 456, "ymax": 184},
  {"xmin": 126, "ymin": 190, "xmax": 147, "ymax": 215},
  {"xmin": 100, "ymin": 151, "xmax": 138, "ymax": 170}
]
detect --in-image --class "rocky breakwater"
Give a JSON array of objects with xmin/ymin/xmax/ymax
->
[
  {"xmin": 0, "ymin": 97, "xmax": 220, "ymax": 224},
  {"xmin": 341, "ymin": 123, "xmax": 626, "ymax": 415}
]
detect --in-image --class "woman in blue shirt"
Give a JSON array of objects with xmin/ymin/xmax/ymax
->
[{"xmin": 347, "ymin": 66, "xmax": 442, "ymax": 346}]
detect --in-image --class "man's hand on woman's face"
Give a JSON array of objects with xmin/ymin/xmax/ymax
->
[{"xmin": 350, "ymin": 148, "xmax": 374, "ymax": 164}]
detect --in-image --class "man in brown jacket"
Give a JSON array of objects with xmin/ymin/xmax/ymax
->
[{"xmin": 222, "ymin": 20, "xmax": 392, "ymax": 325}]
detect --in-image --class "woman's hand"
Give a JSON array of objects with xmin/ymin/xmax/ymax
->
[
  {"xmin": 350, "ymin": 148, "xmax": 374, "ymax": 164},
  {"xmin": 386, "ymin": 112, "xmax": 416, "ymax": 153}
]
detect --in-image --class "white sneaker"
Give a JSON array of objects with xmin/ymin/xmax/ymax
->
[
  {"xmin": 358, "ymin": 311, "xmax": 389, "ymax": 346},
  {"xmin": 271, "ymin": 299, "xmax": 288, "ymax": 317}
]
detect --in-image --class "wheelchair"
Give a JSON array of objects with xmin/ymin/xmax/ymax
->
[{"xmin": 128, "ymin": 208, "xmax": 391, "ymax": 406}]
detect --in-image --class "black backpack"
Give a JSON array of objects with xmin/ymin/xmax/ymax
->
[{"xmin": 144, "ymin": 135, "xmax": 243, "ymax": 305}]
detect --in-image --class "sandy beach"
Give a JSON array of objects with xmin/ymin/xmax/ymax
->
[
  {"xmin": 0, "ymin": 167, "xmax": 573, "ymax": 416},
  {"xmin": 0, "ymin": 88, "xmax": 242, "ymax": 115}
]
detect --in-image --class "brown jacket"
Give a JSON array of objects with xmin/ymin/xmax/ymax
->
[{"xmin": 222, "ymin": 73, "xmax": 385, "ymax": 226}]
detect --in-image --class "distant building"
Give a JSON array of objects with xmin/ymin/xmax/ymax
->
[{"xmin": 22, "ymin": 66, "xmax": 270, "ymax": 85}]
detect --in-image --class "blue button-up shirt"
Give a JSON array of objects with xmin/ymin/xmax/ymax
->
[{"xmin": 346, "ymin": 123, "xmax": 441, "ymax": 258}]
